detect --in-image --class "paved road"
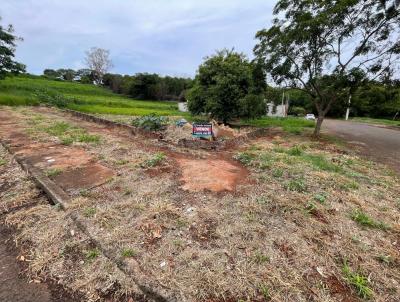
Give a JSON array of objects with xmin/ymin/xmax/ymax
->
[{"xmin": 322, "ymin": 119, "xmax": 400, "ymax": 174}]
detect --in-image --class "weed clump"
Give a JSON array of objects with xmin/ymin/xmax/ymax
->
[
  {"xmin": 342, "ymin": 261, "xmax": 373, "ymax": 299},
  {"xmin": 351, "ymin": 209, "xmax": 389, "ymax": 230},
  {"xmin": 286, "ymin": 178, "xmax": 307, "ymax": 192},
  {"xmin": 121, "ymin": 248, "xmax": 137, "ymax": 258},
  {"xmin": 234, "ymin": 152, "xmax": 255, "ymax": 166},
  {"xmin": 132, "ymin": 114, "xmax": 168, "ymax": 131},
  {"xmin": 85, "ymin": 249, "xmax": 100, "ymax": 261},
  {"xmin": 141, "ymin": 152, "xmax": 166, "ymax": 168},
  {"xmin": 45, "ymin": 168, "xmax": 63, "ymax": 177}
]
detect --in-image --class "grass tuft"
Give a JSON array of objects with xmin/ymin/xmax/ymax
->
[
  {"xmin": 141, "ymin": 152, "xmax": 166, "ymax": 168},
  {"xmin": 85, "ymin": 248, "xmax": 100, "ymax": 261},
  {"xmin": 45, "ymin": 168, "xmax": 63, "ymax": 177},
  {"xmin": 342, "ymin": 261, "xmax": 373, "ymax": 299},
  {"xmin": 121, "ymin": 248, "xmax": 137, "ymax": 258},
  {"xmin": 351, "ymin": 209, "xmax": 389, "ymax": 230},
  {"xmin": 286, "ymin": 178, "xmax": 307, "ymax": 192}
]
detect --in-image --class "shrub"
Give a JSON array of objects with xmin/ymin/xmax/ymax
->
[
  {"xmin": 238, "ymin": 94, "xmax": 266, "ymax": 119},
  {"xmin": 132, "ymin": 114, "xmax": 168, "ymax": 131}
]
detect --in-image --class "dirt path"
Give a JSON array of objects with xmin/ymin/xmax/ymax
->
[{"xmin": 322, "ymin": 119, "xmax": 400, "ymax": 174}]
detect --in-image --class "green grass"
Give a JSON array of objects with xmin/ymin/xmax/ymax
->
[
  {"xmin": 42, "ymin": 121, "xmax": 100, "ymax": 145},
  {"xmin": 121, "ymin": 248, "xmax": 137, "ymax": 258},
  {"xmin": 140, "ymin": 152, "xmax": 166, "ymax": 168},
  {"xmin": 45, "ymin": 168, "xmax": 63, "ymax": 177},
  {"xmin": 253, "ymin": 252, "xmax": 270, "ymax": 264},
  {"xmin": 243, "ymin": 116, "xmax": 315, "ymax": 133},
  {"xmin": 342, "ymin": 261, "xmax": 374, "ymax": 299},
  {"xmin": 351, "ymin": 117, "xmax": 400, "ymax": 127},
  {"xmin": 83, "ymin": 207, "xmax": 97, "ymax": 218},
  {"xmin": 0, "ymin": 75, "xmax": 183, "ymax": 116},
  {"xmin": 351, "ymin": 209, "xmax": 389, "ymax": 230},
  {"xmin": 0, "ymin": 158, "xmax": 6, "ymax": 166},
  {"xmin": 85, "ymin": 248, "xmax": 100, "ymax": 261}
]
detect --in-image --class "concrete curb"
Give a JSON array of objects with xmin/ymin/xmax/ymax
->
[
  {"xmin": 0, "ymin": 140, "xmax": 180, "ymax": 302},
  {"xmin": 62, "ymin": 108, "xmax": 163, "ymax": 140},
  {"xmin": 61, "ymin": 108, "xmax": 271, "ymax": 152}
]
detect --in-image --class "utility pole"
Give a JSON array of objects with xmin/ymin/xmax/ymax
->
[{"xmin": 345, "ymin": 94, "xmax": 351, "ymax": 121}]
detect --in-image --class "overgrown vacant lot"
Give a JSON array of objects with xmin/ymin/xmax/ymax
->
[{"xmin": 1, "ymin": 106, "xmax": 400, "ymax": 301}]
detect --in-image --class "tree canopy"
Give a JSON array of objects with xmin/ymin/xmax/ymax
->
[
  {"xmin": 187, "ymin": 49, "xmax": 266, "ymax": 123},
  {"xmin": 0, "ymin": 17, "xmax": 25, "ymax": 79},
  {"xmin": 254, "ymin": 0, "xmax": 400, "ymax": 135}
]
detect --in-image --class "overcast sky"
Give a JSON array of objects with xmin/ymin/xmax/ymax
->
[{"xmin": 1, "ymin": 0, "xmax": 275, "ymax": 77}]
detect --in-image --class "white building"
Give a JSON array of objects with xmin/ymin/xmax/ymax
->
[{"xmin": 266, "ymin": 102, "xmax": 288, "ymax": 117}]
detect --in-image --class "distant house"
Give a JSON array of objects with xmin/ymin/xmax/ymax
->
[
  {"xmin": 178, "ymin": 102, "xmax": 188, "ymax": 112},
  {"xmin": 266, "ymin": 102, "xmax": 288, "ymax": 117}
]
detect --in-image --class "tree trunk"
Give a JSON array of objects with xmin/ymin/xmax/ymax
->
[{"xmin": 313, "ymin": 115, "xmax": 324, "ymax": 137}]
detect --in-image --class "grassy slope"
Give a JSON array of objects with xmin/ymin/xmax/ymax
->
[{"xmin": 0, "ymin": 75, "xmax": 183, "ymax": 116}]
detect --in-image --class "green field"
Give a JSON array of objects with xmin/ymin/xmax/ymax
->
[
  {"xmin": 0, "ymin": 75, "xmax": 183, "ymax": 116},
  {"xmin": 0, "ymin": 75, "xmax": 315, "ymax": 132},
  {"xmin": 243, "ymin": 117, "xmax": 315, "ymax": 134}
]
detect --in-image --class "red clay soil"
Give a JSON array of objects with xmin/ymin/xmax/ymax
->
[
  {"xmin": 0, "ymin": 110, "xmax": 113, "ymax": 193},
  {"xmin": 176, "ymin": 157, "xmax": 248, "ymax": 192}
]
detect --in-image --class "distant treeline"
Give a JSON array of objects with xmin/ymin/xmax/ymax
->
[
  {"xmin": 268, "ymin": 80, "xmax": 400, "ymax": 119},
  {"xmin": 43, "ymin": 68, "xmax": 193, "ymax": 101}
]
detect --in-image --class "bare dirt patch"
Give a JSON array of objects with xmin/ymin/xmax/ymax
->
[
  {"xmin": 52, "ymin": 164, "xmax": 114, "ymax": 191},
  {"xmin": 0, "ymin": 109, "xmax": 114, "ymax": 193},
  {"xmin": 176, "ymin": 157, "xmax": 248, "ymax": 192}
]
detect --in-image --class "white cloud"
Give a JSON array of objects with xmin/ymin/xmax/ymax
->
[{"xmin": 0, "ymin": 0, "xmax": 275, "ymax": 76}]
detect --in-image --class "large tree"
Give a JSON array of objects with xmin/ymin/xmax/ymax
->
[
  {"xmin": 188, "ymin": 49, "xmax": 266, "ymax": 123},
  {"xmin": 84, "ymin": 47, "xmax": 113, "ymax": 85},
  {"xmin": 0, "ymin": 17, "xmax": 25, "ymax": 79},
  {"xmin": 254, "ymin": 0, "xmax": 400, "ymax": 136}
]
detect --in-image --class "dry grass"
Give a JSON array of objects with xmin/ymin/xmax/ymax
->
[{"xmin": 1, "ymin": 106, "xmax": 400, "ymax": 301}]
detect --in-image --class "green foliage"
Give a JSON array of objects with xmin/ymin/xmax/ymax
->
[
  {"xmin": 314, "ymin": 193, "xmax": 327, "ymax": 204},
  {"xmin": 141, "ymin": 152, "xmax": 165, "ymax": 168},
  {"xmin": 233, "ymin": 152, "xmax": 255, "ymax": 166},
  {"xmin": 254, "ymin": 0, "xmax": 400, "ymax": 135},
  {"xmin": 0, "ymin": 18, "xmax": 25, "ymax": 79},
  {"xmin": 289, "ymin": 106, "xmax": 306, "ymax": 117},
  {"xmin": 342, "ymin": 261, "xmax": 374, "ymax": 299},
  {"xmin": 83, "ymin": 207, "xmax": 96, "ymax": 218},
  {"xmin": 121, "ymin": 248, "xmax": 137, "ymax": 258},
  {"xmin": 286, "ymin": 178, "xmax": 307, "ymax": 192},
  {"xmin": 85, "ymin": 249, "xmax": 100, "ymax": 261},
  {"xmin": 258, "ymin": 284, "xmax": 271, "ymax": 301},
  {"xmin": 351, "ymin": 209, "xmax": 389, "ymax": 230},
  {"xmin": 303, "ymin": 154, "xmax": 342, "ymax": 173},
  {"xmin": 0, "ymin": 158, "xmax": 6, "ymax": 166},
  {"xmin": 132, "ymin": 114, "xmax": 168, "ymax": 131},
  {"xmin": 238, "ymin": 94, "xmax": 266, "ymax": 119},
  {"xmin": 43, "ymin": 121, "xmax": 100, "ymax": 145},
  {"xmin": 287, "ymin": 146, "xmax": 303, "ymax": 156},
  {"xmin": 0, "ymin": 76, "xmax": 183, "ymax": 116},
  {"xmin": 45, "ymin": 168, "xmax": 63, "ymax": 177},
  {"xmin": 243, "ymin": 117, "xmax": 314, "ymax": 134},
  {"xmin": 253, "ymin": 252, "xmax": 270, "ymax": 265},
  {"xmin": 188, "ymin": 49, "xmax": 265, "ymax": 123},
  {"xmin": 272, "ymin": 168, "xmax": 284, "ymax": 178}
]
